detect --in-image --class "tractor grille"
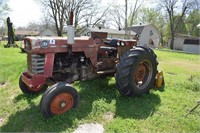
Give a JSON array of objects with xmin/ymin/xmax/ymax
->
[{"xmin": 27, "ymin": 54, "xmax": 45, "ymax": 74}]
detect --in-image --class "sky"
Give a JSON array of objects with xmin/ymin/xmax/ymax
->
[
  {"xmin": 7, "ymin": 0, "xmax": 131, "ymax": 28},
  {"xmin": 7, "ymin": 0, "xmax": 126, "ymax": 28},
  {"xmin": 8, "ymin": 0, "xmax": 43, "ymax": 27}
]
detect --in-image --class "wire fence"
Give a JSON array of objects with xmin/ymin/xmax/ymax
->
[{"xmin": 155, "ymin": 48, "xmax": 200, "ymax": 90}]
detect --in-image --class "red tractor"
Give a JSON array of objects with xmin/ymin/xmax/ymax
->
[{"xmin": 19, "ymin": 26, "xmax": 163, "ymax": 118}]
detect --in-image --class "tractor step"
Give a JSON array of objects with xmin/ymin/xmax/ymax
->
[{"xmin": 97, "ymin": 70, "xmax": 116, "ymax": 75}]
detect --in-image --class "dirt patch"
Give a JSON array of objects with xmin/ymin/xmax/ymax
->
[
  {"xmin": 166, "ymin": 72, "xmax": 177, "ymax": 75},
  {"xmin": 0, "ymin": 118, "xmax": 4, "ymax": 124},
  {"xmin": 73, "ymin": 123, "xmax": 104, "ymax": 133},
  {"xmin": 0, "ymin": 82, "xmax": 9, "ymax": 88}
]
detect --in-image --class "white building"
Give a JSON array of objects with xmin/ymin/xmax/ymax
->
[
  {"xmin": 79, "ymin": 27, "xmax": 137, "ymax": 39},
  {"xmin": 168, "ymin": 34, "xmax": 200, "ymax": 54},
  {"xmin": 39, "ymin": 29, "xmax": 57, "ymax": 36},
  {"xmin": 15, "ymin": 29, "xmax": 57, "ymax": 40},
  {"xmin": 183, "ymin": 40, "xmax": 200, "ymax": 54},
  {"xmin": 130, "ymin": 24, "xmax": 161, "ymax": 48},
  {"xmin": 197, "ymin": 23, "xmax": 200, "ymax": 29}
]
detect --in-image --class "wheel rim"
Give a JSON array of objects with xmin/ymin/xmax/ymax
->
[
  {"xmin": 133, "ymin": 60, "xmax": 153, "ymax": 90},
  {"xmin": 50, "ymin": 93, "xmax": 74, "ymax": 114}
]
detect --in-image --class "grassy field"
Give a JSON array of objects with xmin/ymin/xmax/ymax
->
[{"xmin": 0, "ymin": 41, "xmax": 200, "ymax": 132}]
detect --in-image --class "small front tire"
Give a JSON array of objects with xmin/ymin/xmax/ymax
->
[{"xmin": 40, "ymin": 82, "xmax": 79, "ymax": 118}]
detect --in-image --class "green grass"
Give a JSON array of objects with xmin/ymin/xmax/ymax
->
[{"xmin": 0, "ymin": 42, "xmax": 199, "ymax": 132}]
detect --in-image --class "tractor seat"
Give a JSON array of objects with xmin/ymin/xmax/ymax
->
[{"xmin": 104, "ymin": 39, "xmax": 118, "ymax": 47}]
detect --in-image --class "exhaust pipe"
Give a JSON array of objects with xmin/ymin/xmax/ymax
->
[
  {"xmin": 67, "ymin": 25, "xmax": 74, "ymax": 45},
  {"xmin": 67, "ymin": 12, "xmax": 74, "ymax": 45}
]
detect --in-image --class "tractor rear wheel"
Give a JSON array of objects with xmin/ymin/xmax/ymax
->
[
  {"xmin": 115, "ymin": 46, "xmax": 158, "ymax": 96},
  {"xmin": 19, "ymin": 76, "xmax": 47, "ymax": 94},
  {"xmin": 40, "ymin": 82, "xmax": 79, "ymax": 118}
]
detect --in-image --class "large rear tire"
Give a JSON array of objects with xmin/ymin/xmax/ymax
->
[
  {"xmin": 115, "ymin": 46, "xmax": 158, "ymax": 96},
  {"xmin": 40, "ymin": 82, "xmax": 79, "ymax": 118},
  {"xmin": 19, "ymin": 76, "xmax": 47, "ymax": 94}
]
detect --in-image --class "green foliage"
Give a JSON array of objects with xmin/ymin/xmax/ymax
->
[
  {"xmin": 163, "ymin": 22, "xmax": 171, "ymax": 43},
  {"xmin": 163, "ymin": 15, "xmax": 188, "ymax": 43},
  {"xmin": 137, "ymin": 7, "xmax": 165, "ymax": 28},
  {"xmin": 0, "ymin": 44, "xmax": 199, "ymax": 132},
  {"xmin": 134, "ymin": 7, "xmax": 166, "ymax": 44},
  {"xmin": 185, "ymin": 10, "xmax": 200, "ymax": 37},
  {"xmin": 174, "ymin": 15, "xmax": 188, "ymax": 34},
  {"xmin": 0, "ymin": 1, "xmax": 10, "ymax": 23}
]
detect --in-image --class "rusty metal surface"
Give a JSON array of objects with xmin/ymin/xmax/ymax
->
[
  {"xmin": 117, "ymin": 40, "xmax": 137, "ymax": 57},
  {"xmin": 21, "ymin": 72, "xmax": 46, "ymax": 88},
  {"xmin": 22, "ymin": 36, "xmax": 138, "ymax": 88},
  {"xmin": 24, "ymin": 36, "xmax": 98, "ymax": 66}
]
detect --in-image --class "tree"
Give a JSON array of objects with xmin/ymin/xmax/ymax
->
[
  {"xmin": 158, "ymin": 0, "xmax": 197, "ymax": 49},
  {"xmin": 26, "ymin": 22, "xmax": 41, "ymax": 31},
  {"xmin": 39, "ymin": 0, "xmax": 108, "ymax": 36},
  {"xmin": 136, "ymin": 7, "xmax": 166, "ymax": 45},
  {"xmin": 125, "ymin": 0, "xmax": 128, "ymax": 37},
  {"xmin": 39, "ymin": 0, "xmax": 66, "ymax": 36},
  {"xmin": 137, "ymin": 8, "xmax": 163, "ymax": 25},
  {"xmin": 65, "ymin": 0, "xmax": 106, "ymax": 28},
  {"xmin": 128, "ymin": 0, "xmax": 144, "ymax": 27},
  {"xmin": 81, "ymin": 4, "xmax": 109, "ymax": 28},
  {"xmin": 109, "ymin": 0, "xmax": 144, "ymax": 38},
  {"xmin": 127, "ymin": 0, "xmax": 145, "ymax": 38},
  {"xmin": 186, "ymin": 9, "xmax": 200, "ymax": 36},
  {"xmin": 174, "ymin": 15, "xmax": 187, "ymax": 34},
  {"xmin": 108, "ymin": 5, "xmax": 125, "ymax": 30},
  {"xmin": 0, "ymin": 0, "xmax": 10, "ymax": 25},
  {"xmin": 0, "ymin": 25, "xmax": 6, "ymax": 37}
]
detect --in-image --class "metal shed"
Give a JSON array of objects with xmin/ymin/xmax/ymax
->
[
  {"xmin": 130, "ymin": 24, "xmax": 161, "ymax": 48},
  {"xmin": 183, "ymin": 38, "xmax": 200, "ymax": 54}
]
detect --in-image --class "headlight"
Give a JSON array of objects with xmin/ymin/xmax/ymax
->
[
  {"xmin": 41, "ymin": 40, "xmax": 49, "ymax": 48},
  {"xmin": 117, "ymin": 41, "xmax": 120, "ymax": 46},
  {"xmin": 121, "ymin": 41, "xmax": 125, "ymax": 46}
]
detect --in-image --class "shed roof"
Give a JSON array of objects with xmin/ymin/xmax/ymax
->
[
  {"xmin": 175, "ymin": 34, "xmax": 200, "ymax": 39},
  {"xmin": 197, "ymin": 23, "xmax": 200, "ymax": 29},
  {"xmin": 87, "ymin": 27, "xmax": 136, "ymax": 35},
  {"xmin": 15, "ymin": 30, "xmax": 39, "ymax": 36},
  {"xmin": 130, "ymin": 24, "xmax": 150, "ymax": 34}
]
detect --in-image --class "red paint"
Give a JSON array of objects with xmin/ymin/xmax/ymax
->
[
  {"xmin": 22, "ymin": 72, "xmax": 45, "ymax": 88},
  {"xmin": 21, "ymin": 36, "xmax": 137, "ymax": 89},
  {"xmin": 44, "ymin": 53, "xmax": 55, "ymax": 77}
]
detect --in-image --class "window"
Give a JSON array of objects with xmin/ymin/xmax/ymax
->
[
  {"xmin": 184, "ymin": 39, "xmax": 200, "ymax": 45},
  {"xmin": 150, "ymin": 30, "xmax": 153, "ymax": 36}
]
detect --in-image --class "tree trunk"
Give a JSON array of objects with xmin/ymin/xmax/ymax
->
[
  {"xmin": 170, "ymin": 35, "xmax": 174, "ymax": 50},
  {"xmin": 55, "ymin": 20, "xmax": 62, "ymax": 37},
  {"xmin": 160, "ymin": 33, "xmax": 164, "ymax": 46},
  {"xmin": 57, "ymin": 30, "xmax": 62, "ymax": 37},
  {"xmin": 169, "ymin": 18, "xmax": 174, "ymax": 50},
  {"xmin": 125, "ymin": 0, "xmax": 128, "ymax": 39}
]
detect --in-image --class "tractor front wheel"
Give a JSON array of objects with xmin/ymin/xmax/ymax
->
[
  {"xmin": 115, "ymin": 46, "xmax": 158, "ymax": 96},
  {"xmin": 40, "ymin": 82, "xmax": 79, "ymax": 118},
  {"xmin": 19, "ymin": 76, "xmax": 47, "ymax": 94}
]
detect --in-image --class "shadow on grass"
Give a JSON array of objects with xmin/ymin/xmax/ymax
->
[
  {"xmin": 13, "ymin": 93, "xmax": 41, "ymax": 105},
  {"xmin": 1, "ymin": 77, "xmax": 161, "ymax": 132},
  {"xmin": 115, "ymin": 93, "xmax": 161, "ymax": 119}
]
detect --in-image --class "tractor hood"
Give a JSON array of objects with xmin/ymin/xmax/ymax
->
[{"xmin": 22, "ymin": 36, "xmax": 95, "ymax": 53}]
